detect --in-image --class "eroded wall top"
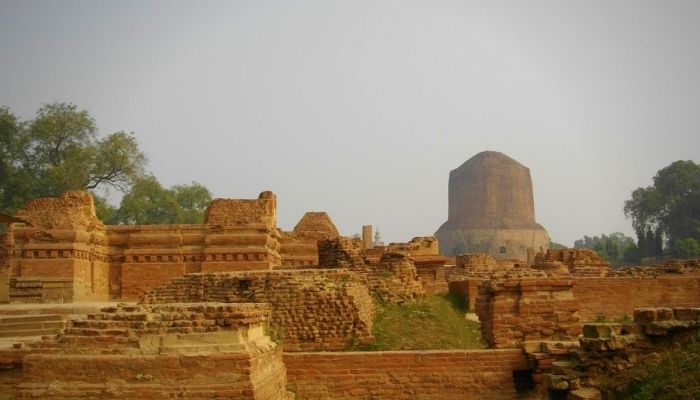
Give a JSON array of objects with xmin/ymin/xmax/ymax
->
[
  {"xmin": 204, "ymin": 191, "xmax": 276, "ymax": 229},
  {"xmin": 16, "ymin": 191, "xmax": 103, "ymax": 231}
]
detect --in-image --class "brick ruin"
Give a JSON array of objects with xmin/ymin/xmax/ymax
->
[
  {"xmin": 9, "ymin": 302, "xmax": 291, "ymax": 399},
  {"xmin": 141, "ymin": 269, "xmax": 374, "ymax": 351},
  {"xmin": 2, "ymin": 191, "xmax": 700, "ymax": 399}
]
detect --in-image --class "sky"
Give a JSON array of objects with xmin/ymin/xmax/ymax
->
[{"xmin": 1, "ymin": 1, "xmax": 699, "ymax": 246}]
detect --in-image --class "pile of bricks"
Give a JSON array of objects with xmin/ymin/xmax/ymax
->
[{"xmin": 142, "ymin": 269, "xmax": 375, "ymax": 351}]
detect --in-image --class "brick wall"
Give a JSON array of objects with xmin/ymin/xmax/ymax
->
[
  {"xmin": 476, "ymin": 278, "xmax": 581, "ymax": 348},
  {"xmin": 283, "ymin": 349, "xmax": 528, "ymax": 400},
  {"xmin": 573, "ymin": 275, "xmax": 700, "ymax": 321},
  {"xmin": 142, "ymin": 269, "xmax": 374, "ymax": 351}
]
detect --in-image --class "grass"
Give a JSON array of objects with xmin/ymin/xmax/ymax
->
[
  {"xmin": 606, "ymin": 333, "xmax": 700, "ymax": 400},
  {"xmin": 356, "ymin": 293, "xmax": 485, "ymax": 350}
]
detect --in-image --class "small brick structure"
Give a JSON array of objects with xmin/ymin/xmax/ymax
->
[
  {"xmin": 7, "ymin": 302, "xmax": 292, "ymax": 399},
  {"xmin": 476, "ymin": 278, "xmax": 582, "ymax": 349}
]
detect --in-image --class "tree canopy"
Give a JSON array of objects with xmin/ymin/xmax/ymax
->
[
  {"xmin": 1, "ymin": 102, "xmax": 213, "ymax": 225},
  {"xmin": 107, "ymin": 176, "xmax": 212, "ymax": 225},
  {"xmin": 574, "ymin": 232, "xmax": 635, "ymax": 262},
  {"xmin": 624, "ymin": 160, "xmax": 700, "ymax": 258},
  {"xmin": 0, "ymin": 103, "xmax": 146, "ymax": 213}
]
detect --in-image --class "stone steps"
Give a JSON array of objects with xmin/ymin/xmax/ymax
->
[{"xmin": 0, "ymin": 314, "xmax": 67, "ymax": 339}]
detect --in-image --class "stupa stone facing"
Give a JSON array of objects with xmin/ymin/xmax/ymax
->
[{"xmin": 435, "ymin": 151, "xmax": 550, "ymax": 259}]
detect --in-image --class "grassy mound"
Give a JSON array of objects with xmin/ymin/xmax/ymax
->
[
  {"xmin": 609, "ymin": 334, "xmax": 700, "ymax": 400},
  {"xmin": 357, "ymin": 293, "xmax": 485, "ymax": 350}
]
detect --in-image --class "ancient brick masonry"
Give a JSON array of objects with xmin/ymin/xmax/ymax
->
[
  {"xmin": 525, "ymin": 306, "xmax": 700, "ymax": 400},
  {"xmin": 534, "ymin": 248, "xmax": 611, "ymax": 277},
  {"xmin": 10, "ymin": 191, "xmax": 110, "ymax": 302},
  {"xmin": 476, "ymin": 278, "xmax": 582, "ymax": 349},
  {"xmin": 278, "ymin": 211, "xmax": 341, "ymax": 269},
  {"xmin": 318, "ymin": 238, "xmax": 426, "ymax": 303},
  {"xmin": 8, "ymin": 302, "xmax": 292, "ymax": 399},
  {"xmin": 573, "ymin": 274, "xmax": 700, "ymax": 321},
  {"xmin": 3, "ymin": 191, "xmax": 287, "ymax": 302},
  {"xmin": 387, "ymin": 237, "xmax": 450, "ymax": 293},
  {"xmin": 284, "ymin": 349, "xmax": 529, "ymax": 400},
  {"xmin": 141, "ymin": 269, "xmax": 374, "ymax": 351},
  {"xmin": 370, "ymin": 253, "xmax": 425, "ymax": 303}
]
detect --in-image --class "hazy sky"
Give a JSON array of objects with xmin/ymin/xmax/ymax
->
[{"xmin": 2, "ymin": 1, "xmax": 699, "ymax": 246}]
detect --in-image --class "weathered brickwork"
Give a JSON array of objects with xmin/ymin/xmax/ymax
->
[
  {"xmin": 534, "ymin": 248, "xmax": 610, "ymax": 277},
  {"xmin": 9, "ymin": 191, "xmax": 111, "ymax": 302},
  {"xmin": 291, "ymin": 212, "xmax": 339, "ymax": 241},
  {"xmin": 3, "ymin": 302, "xmax": 291, "ymax": 399},
  {"xmin": 476, "ymin": 278, "xmax": 581, "ymax": 349},
  {"xmin": 278, "ymin": 232, "xmax": 318, "ymax": 269},
  {"xmin": 283, "ymin": 349, "xmax": 529, "ymax": 400},
  {"xmin": 142, "ymin": 269, "xmax": 374, "ymax": 351},
  {"xmin": 318, "ymin": 238, "xmax": 426, "ymax": 303},
  {"xmin": 573, "ymin": 275, "xmax": 700, "ymax": 321},
  {"xmin": 369, "ymin": 253, "xmax": 425, "ymax": 303},
  {"xmin": 526, "ymin": 306, "xmax": 700, "ymax": 400},
  {"xmin": 3, "ymin": 191, "xmax": 285, "ymax": 302}
]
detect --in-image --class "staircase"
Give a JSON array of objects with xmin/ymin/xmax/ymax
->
[{"xmin": 0, "ymin": 314, "xmax": 66, "ymax": 344}]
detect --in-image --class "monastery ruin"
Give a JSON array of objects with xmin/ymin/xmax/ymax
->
[{"xmin": 0, "ymin": 151, "xmax": 699, "ymax": 399}]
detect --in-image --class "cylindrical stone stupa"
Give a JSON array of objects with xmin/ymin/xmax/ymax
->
[{"xmin": 435, "ymin": 151, "xmax": 550, "ymax": 260}]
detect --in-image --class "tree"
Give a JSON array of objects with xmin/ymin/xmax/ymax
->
[
  {"xmin": 670, "ymin": 238, "xmax": 700, "ymax": 259},
  {"xmin": 0, "ymin": 103, "xmax": 146, "ymax": 213},
  {"xmin": 114, "ymin": 176, "xmax": 181, "ymax": 225},
  {"xmin": 574, "ymin": 232, "xmax": 634, "ymax": 262},
  {"xmin": 113, "ymin": 176, "xmax": 212, "ymax": 225},
  {"xmin": 171, "ymin": 182, "xmax": 212, "ymax": 224},
  {"xmin": 624, "ymin": 160, "xmax": 700, "ymax": 250}
]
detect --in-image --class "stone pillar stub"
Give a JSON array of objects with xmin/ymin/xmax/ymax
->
[{"xmin": 362, "ymin": 225, "xmax": 373, "ymax": 250}]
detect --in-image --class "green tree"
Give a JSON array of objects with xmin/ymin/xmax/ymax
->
[
  {"xmin": 114, "ymin": 176, "xmax": 181, "ymax": 225},
  {"xmin": 574, "ymin": 232, "xmax": 634, "ymax": 262},
  {"xmin": 0, "ymin": 103, "xmax": 146, "ymax": 213},
  {"xmin": 624, "ymin": 160, "xmax": 700, "ymax": 250},
  {"xmin": 670, "ymin": 238, "xmax": 700, "ymax": 258},
  {"xmin": 114, "ymin": 177, "xmax": 212, "ymax": 225},
  {"xmin": 171, "ymin": 182, "xmax": 212, "ymax": 224}
]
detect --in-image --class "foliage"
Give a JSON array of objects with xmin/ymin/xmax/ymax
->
[
  {"xmin": 610, "ymin": 334, "xmax": 700, "ymax": 400},
  {"xmin": 549, "ymin": 240, "xmax": 567, "ymax": 249},
  {"xmin": 356, "ymin": 293, "xmax": 485, "ymax": 351},
  {"xmin": 574, "ymin": 232, "xmax": 635, "ymax": 262},
  {"xmin": 624, "ymin": 160, "xmax": 700, "ymax": 253},
  {"xmin": 1, "ymin": 103, "xmax": 214, "ymax": 225},
  {"xmin": 172, "ymin": 182, "xmax": 212, "ymax": 224},
  {"xmin": 0, "ymin": 103, "xmax": 146, "ymax": 213},
  {"xmin": 670, "ymin": 238, "xmax": 700, "ymax": 259},
  {"xmin": 113, "ymin": 176, "xmax": 212, "ymax": 225}
]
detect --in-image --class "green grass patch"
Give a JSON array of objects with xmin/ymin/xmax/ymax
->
[
  {"xmin": 608, "ymin": 333, "xmax": 700, "ymax": 400},
  {"xmin": 356, "ymin": 293, "xmax": 485, "ymax": 350}
]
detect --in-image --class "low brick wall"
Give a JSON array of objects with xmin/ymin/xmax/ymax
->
[
  {"xmin": 142, "ymin": 269, "xmax": 374, "ymax": 351},
  {"xmin": 283, "ymin": 349, "xmax": 528, "ymax": 400},
  {"xmin": 573, "ymin": 275, "xmax": 700, "ymax": 321}
]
